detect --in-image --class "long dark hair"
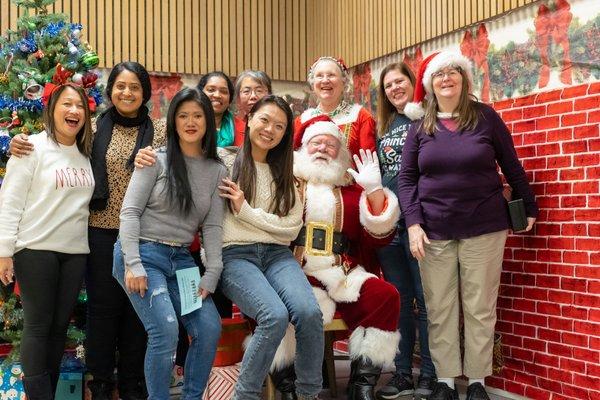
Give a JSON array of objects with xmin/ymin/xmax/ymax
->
[
  {"xmin": 106, "ymin": 61, "xmax": 152, "ymax": 104},
  {"xmin": 44, "ymin": 83, "xmax": 93, "ymax": 157},
  {"xmin": 377, "ymin": 62, "xmax": 415, "ymax": 137},
  {"xmin": 197, "ymin": 71, "xmax": 235, "ymax": 104},
  {"xmin": 232, "ymin": 95, "xmax": 296, "ymax": 217},
  {"xmin": 165, "ymin": 87, "xmax": 218, "ymax": 214}
]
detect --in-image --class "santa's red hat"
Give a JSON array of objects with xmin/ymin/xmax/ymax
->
[
  {"xmin": 404, "ymin": 51, "xmax": 474, "ymax": 120},
  {"xmin": 293, "ymin": 114, "xmax": 345, "ymax": 149}
]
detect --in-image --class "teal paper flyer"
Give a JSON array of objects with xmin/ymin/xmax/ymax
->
[{"xmin": 176, "ymin": 267, "xmax": 202, "ymax": 316}]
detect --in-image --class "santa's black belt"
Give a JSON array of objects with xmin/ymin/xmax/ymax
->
[{"xmin": 293, "ymin": 225, "xmax": 350, "ymax": 255}]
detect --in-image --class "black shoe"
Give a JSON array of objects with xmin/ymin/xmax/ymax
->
[
  {"xmin": 271, "ymin": 365, "xmax": 298, "ymax": 400},
  {"xmin": 429, "ymin": 382, "xmax": 458, "ymax": 400},
  {"xmin": 22, "ymin": 372, "xmax": 53, "ymax": 400},
  {"xmin": 466, "ymin": 382, "xmax": 490, "ymax": 400},
  {"xmin": 347, "ymin": 358, "xmax": 382, "ymax": 400},
  {"xmin": 375, "ymin": 373, "xmax": 414, "ymax": 399},
  {"xmin": 88, "ymin": 379, "xmax": 115, "ymax": 400},
  {"xmin": 414, "ymin": 375, "xmax": 435, "ymax": 399},
  {"xmin": 119, "ymin": 379, "xmax": 148, "ymax": 400}
]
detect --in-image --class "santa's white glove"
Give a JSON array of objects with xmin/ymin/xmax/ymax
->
[{"xmin": 347, "ymin": 149, "xmax": 384, "ymax": 194}]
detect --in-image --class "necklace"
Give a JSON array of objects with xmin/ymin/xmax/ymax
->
[
  {"xmin": 313, "ymin": 100, "xmax": 351, "ymax": 119},
  {"xmin": 437, "ymin": 111, "xmax": 459, "ymax": 119}
]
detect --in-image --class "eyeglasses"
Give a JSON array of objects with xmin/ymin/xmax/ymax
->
[
  {"xmin": 431, "ymin": 68, "xmax": 461, "ymax": 80},
  {"xmin": 308, "ymin": 139, "xmax": 339, "ymax": 151},
  {"xmin": 240, "ymin": 87, "xmax": 267, "ymax": 97}
]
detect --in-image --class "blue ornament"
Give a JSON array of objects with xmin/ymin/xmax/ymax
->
[
  {"xmin": 18, "ymin": 37, "xmax": 37, "ymax": 53},
  {"xmin": 44, "ymin": 22, "xmax": 66, "ymax": 37},
  {"xmin": 88, "ymin": 87, "xmax": 104, "ymax": 107},
  {"xmin": 0, "ymin": 135, "xmax": 10, "ymax": 157}
]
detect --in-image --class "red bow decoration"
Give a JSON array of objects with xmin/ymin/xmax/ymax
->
[
  {"xmin": 81, "ymin": 72, "xmax": 98, "ymax": 89},
  {"xmin": 534, "ymin": 0, "xmax": 573, "ymax": 88},
  {"xmin": 52, "ymin": 64, "xmax": 73, "ymax": 85},
  {"xmin": 460, "ymin": 24, "xmax": 491, "ymax": 102},
  {"xmin": 293, "ymin": 114, "xmax": 333, "ymax": 150},
  {"xmin": 403, "ymin": 47, "xmax": 423, "ymax": 77},
  {"xmin": 41, "ymin": 82, "xmax": 97, "ymax": 112}
]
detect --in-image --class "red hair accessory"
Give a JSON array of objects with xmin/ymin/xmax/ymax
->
[
  {"xmin": 41, "ymin": 82, "xmax": 97, "ymax": 113},
  {"xmin": 309, "ymin": 56, "xmax": 349, "ymax": 75}
]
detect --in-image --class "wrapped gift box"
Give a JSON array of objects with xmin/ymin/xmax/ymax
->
[
  {"xmin": 0, "ymin": 363, "xmax": 26, "ymax": 400},
  {"xmin": 202, "ymin": 364, "xmax": 240, "ymax": 400}
]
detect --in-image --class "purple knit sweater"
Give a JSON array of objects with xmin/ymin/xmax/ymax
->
[{"xmin": 398, "ymin": 102, "xmax": 538, "ymax": 240}]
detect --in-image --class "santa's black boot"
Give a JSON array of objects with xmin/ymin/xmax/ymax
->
[
  {"xmin": 271, "ymin": 364, "xmax": 298, "ymax": 400},
  {"xmin": 347, "ymin": 358, "xmax": 381, "ymax": 400}
]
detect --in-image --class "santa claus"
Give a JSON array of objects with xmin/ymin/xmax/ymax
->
[{"xmin": 270, "ymin": 115, "xmax": 401, "ymax": 400}]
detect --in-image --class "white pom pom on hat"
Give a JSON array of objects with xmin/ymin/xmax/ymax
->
[{"xmin": 404, "ymin": 51, "xmax": 474, "ymax": 121}]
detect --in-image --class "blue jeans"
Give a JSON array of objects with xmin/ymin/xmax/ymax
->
[
  {"xmin": 219, "ymin": 244, "xmax": 324, "ymax": 400},
  {"xmin": 113, "ymin": 240, "xmax": 221, "ymax": 400},
  {"xmin": 376, "ymin": 222, "xmax": 435, "ymax": 378}
]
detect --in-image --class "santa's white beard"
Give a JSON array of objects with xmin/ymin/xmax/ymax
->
[{"xmin": 294, "ymin": 147, "xmax": 352, "ymax": 186}]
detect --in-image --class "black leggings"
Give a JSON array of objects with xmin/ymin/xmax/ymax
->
[{"xmin": 13, "ymin": 249, "xmax": 86, "ymax": 380}]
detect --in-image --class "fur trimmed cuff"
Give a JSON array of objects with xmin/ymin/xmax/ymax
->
[
  {"xmin": 359, "ymin": 187, "xmax": 400, "ymax": 238},
  {"xmin": 313, "ymin": 287, "xmax": 336, "ymax": 325},
  {"xmin": 270, "ymin": 324, "xmax": 297, "ymax": 372},
  {"xmin": 348, "ymin": 326, "xmax": 400, "ymax": 368}
]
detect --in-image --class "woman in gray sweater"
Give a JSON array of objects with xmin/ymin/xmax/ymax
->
[{"xmin": 113, "ymin": 88, "xmax": 227, "ymax": 400}]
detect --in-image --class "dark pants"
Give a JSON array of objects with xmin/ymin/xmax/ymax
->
[
  {"xmin": 376, "ymin": 222, "xmax": 436, "ymax": 378},
  {"xmin": 85, "ymin": 227, "xmax": 146, "ymax": 392},
  {"xmin": 14, "ymin": 249, "xmax": 86, "ymax": 387}
]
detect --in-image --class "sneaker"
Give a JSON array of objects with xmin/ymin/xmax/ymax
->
[
  {"xmin": 466, "ymin": 382, "xmax": 491, "ymax": 400},
  {"xmin": 429, "ymin": 382, "xmax": 458, "ymax": 400},
  {"xmin": 376, "ymin": 373, "xmax": 414, "ymax": 399},
  {"xmin": 414, "ymin": 376, "xmax": 435, "ymax": 399}
]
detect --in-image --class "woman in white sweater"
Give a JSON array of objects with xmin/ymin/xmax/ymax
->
[
  {"xmin": 218, "ymin": 95, "xmax": 323, "ymax": 400},
  {"xmin": 0, "ymin": 84, "xmax": 95, "ymax": 400}
]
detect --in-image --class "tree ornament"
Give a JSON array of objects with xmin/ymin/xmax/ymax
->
[
  {"xmin": 79, "ymin": 50, "xmax": 99, "ymax": 68},
  {"xmin": 72, "ymin": 28, "xmax": 81, "ymax": 39},
  {"xmin": 20, "ymin": 126, "xmax": 30, "ymax": 135},
  {"xmin": 34, "ymin": 49, "xmax": 45, "ymax": 59},
  {"xmin": 68, "ymin": 41, "xmax": 78, "ymax": 54},
  {"xmin": 72, "ymin": 72, "xmax": 83, "ymax": 84},
  {"xmin": 0, "ymin": 74, "xmax": 8, "ymax": 85}
]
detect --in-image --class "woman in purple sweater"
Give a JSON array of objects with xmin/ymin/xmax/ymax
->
[{"xmin": 399, "ymin": 51, "xmax": 538, "ymax": 400}]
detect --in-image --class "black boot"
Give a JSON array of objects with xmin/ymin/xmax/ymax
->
[
  {"xmin": 22, "ymin": 372, "xmax": 54, "ymax": 400},
  {"xmin": 88, "ymin": 379, "xmax": 115, "ymax": 400},
  {"xmin": 270, "ymin": 365, "xmax": 298, "ymax": 400},
  {"xmin": 347, "ymin": 358, "xmax": 382, "ymax": 400},
  {"xmin": 119, "ymin": 379, "xmax": 148, "ymax": 400}
]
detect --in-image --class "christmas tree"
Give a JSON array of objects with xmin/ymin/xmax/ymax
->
[
  {"xmin": 0, "ymin": 0, "xmax": 100, "ymax": 362},
  {"xmin": 0, "ymin": 0, "xmax": 103, "ymax": 182}
]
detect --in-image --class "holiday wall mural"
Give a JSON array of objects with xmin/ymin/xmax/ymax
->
[{"xmin": 350, "ymin": 0, "xmax": 599, "ymax": 113}]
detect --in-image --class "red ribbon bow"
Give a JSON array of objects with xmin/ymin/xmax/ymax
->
[{"xmin": 41, "ymin": 82, "xmax": 97, "ymax": 112}]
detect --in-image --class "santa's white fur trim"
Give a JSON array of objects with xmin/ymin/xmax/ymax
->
[
  {"xmin": 422, "ymin": 52, "xmax": 473, "ymax": 95},
  {"xmin": 313, "ymin": 287, "xmax": 336, "ymax": 325},
  {"xmin": 359, "ymin": 187, "xmax": 400, "ymax": 237},
  {"xmin": 404, "ymin": 101, "xmax": 425, "ymax": 121},
  {"xmin": 270, "ymin": 324, "xmax": 296, "ymax": 371},
  {"xmin": 305, "ymin": 265, "xmax": 375, "ymax": 303},
  {"xmin": 302, "ymin": 121, "xmax": 345, "ymax": 146},
  {"xmin": 304, "ymin": 183, "xmax": 336, "ymax": 223},
  {"xmin": 348, "ymin": 327, "xmax": 401, "ymax": 368}
]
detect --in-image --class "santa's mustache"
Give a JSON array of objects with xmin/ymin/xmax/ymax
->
[{"xmin": 310, "ymin": 152, "xmax": 332, "ymax": 163}]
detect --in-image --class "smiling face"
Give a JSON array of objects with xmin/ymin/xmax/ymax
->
[
  {"xmin": 383, "ymin": 69, "xmax": 414, "ymax": 113},
  {"xmin": 311, "ymin": 60, "xmax": 345, "ymax": 106},
  {"xmin": 432, "ymin": 67, "xmax": 463, "ymax": 102},
  {"xmin": 306, "ymin": 134, "xmax": 341, "ymax": 164},
  {"xmin": 52, "ymin": 86, "xmax": 86, "ymax": 146},
  {"xmin": 238, "ymin": 77, "xmax": 269, "ymax": 116},
  {"xmin": 203, "ymin": 75, "xmax": 231, "ymax": 116},
  {"xmin": 247, "ymin": 103, "xmax": 287, "ymax": 156},
  {"xmin": 110, "ymin": 69, "xmax": 144, "ymax": 118},
  {"xmin": 175, "ymin": 100, "xmax": 206, "ymax": 150}
]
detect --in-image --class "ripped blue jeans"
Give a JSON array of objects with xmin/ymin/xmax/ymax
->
[{"xmin": 113, "ymin": 239, "xmax": 221, "ymax": 400}]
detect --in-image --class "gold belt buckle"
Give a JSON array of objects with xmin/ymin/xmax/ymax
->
[{"xmin": 305, "ymin": 221, "xmax": 334, "ymax": 256}]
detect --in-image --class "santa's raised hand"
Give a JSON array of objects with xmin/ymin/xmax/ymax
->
[{"xmin": 347, "ymin": 149, "xmax": 384, "ymax": 194}]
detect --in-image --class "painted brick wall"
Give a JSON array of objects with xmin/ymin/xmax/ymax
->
[{"xmin": 487, "ymin": 82, "xmax": 600, "ymax": 400}]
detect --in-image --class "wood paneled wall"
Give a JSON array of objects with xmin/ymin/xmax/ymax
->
[
  {"xmin": 1, "ymin": 0, "xmax": 536, "ymax": 80},
  {"xmin": 307, "ymin": 0, "xmax": 540, "ymax": 68}
]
